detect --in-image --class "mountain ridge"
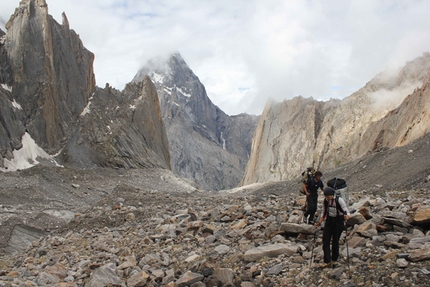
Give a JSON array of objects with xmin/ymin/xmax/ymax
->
[
  {"xmin": 242, "ymin": 52, "xmax": 430, "ymax": 185},
  {"xmin": 133, "ymin": 53, "xmax": 258, "ymax": 190}
]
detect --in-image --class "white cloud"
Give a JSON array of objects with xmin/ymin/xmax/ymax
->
[{"xmin": 1, "ymin": 0, "xmax": 430, "ymax": 115}]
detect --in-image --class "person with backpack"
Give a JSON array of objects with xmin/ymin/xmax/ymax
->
[
  {"xmin": 303, "ymin": 170, "xmax": 324, "ymax": 224},
  {"xmin": 314, "ymin": 187, "xmax": 351, "ymax": 268}
]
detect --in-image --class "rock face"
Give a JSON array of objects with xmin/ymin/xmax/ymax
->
[
  {"xmin": 133, "ymin": 54, "xmax": 258, "ymax": 190},
  {"xmin": 242, "ymin": 53, "xmax": 430, "ymax": 185},
  {"xmin": 62, "ymin": 78, "xmax": 170, "ymax": 169},
  {"xmin": 0, "ymin": 87, "xmax": 26, "ymax": 166},
  {"xmin": 0, "ymin": 0, "xmax": 171, "ymax": 171},
  {"xmin": 4, "ymin": 0, "xmax": 95, "ymax": 153}
]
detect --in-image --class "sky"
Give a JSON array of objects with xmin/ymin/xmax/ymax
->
[{"xmin": 1, "ymin": 0, "xmax": 430, "ymax": 115}]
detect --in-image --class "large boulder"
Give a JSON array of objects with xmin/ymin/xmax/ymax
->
[{"xmin": 244, "ymin": 243, "xmax": 299, "ymax": 262}]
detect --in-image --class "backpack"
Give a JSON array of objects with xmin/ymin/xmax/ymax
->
[
  {"xmin": 327, "ymin": 177, "xmax": 349, "ymax": 206},
  {"xmin": 299, "ymin": 167, "xmax": 315, "ymax": 195},
  {"xmin": 323, "ymin": 196, "xmax": 347, "ymax": 217}
]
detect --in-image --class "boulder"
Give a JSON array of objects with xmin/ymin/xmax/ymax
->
[
  {"xmin": 383, "ymin": 217, "xmax": 413, "ymax": 228},
  {"xmin": 85, "ymin": 263, "xmax": 126, "ymax": 287},
  {"xmin": 175, "ymin": 271, "xmax": 204, "ymax": 287},
  {"xmin": 212, "ymin": 268, "xmax": 235, "ymax": 285},
  {"xmin": 347, "ymin": 213, "xmax": 366, "ymax": 226},
  {"xmin": 280, "ymin": 223, "xmax": 315, "ymax": 235},
  {"xmin": 348, "ymin": 236, "xmax": 367, "ymax": 248},
  {"xmin": 127, "ymin": 271, "xmax": 149, "ymax": 287},
  {"xmin": 358, "ymin": 207, "xmax": 373, "ymax": 220},
  {"xmin": 408, "ymin": 248, "xmax": 430, "ymax": 262},
  {"xmin": 412, "ymin": 208, "xmax": 430, "ymax": 225},
  {"xmin": 356, "ymin": 221, "xmax": 377, "ymax": 238},
  {"xmin": 244, "ymin": 243, "xmax": 299, "ymax": 262},
  {"xmin": 408, "ymin": 236, "xmax": 430, "ymax": 249}
]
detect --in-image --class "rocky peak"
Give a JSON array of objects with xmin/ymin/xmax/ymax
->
[
  {"xmin": 4, "ymin": 0, "xmax": 95, "ymax": 153},
  {"xmin": 1, "ymin": 0, "xmax": 171, "ymax": 172},
  {"xmin": 134, "ymin": 53, "xmax": 258, "ymax": 190}
]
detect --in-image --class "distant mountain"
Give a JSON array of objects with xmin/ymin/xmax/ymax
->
[
  {"xmin": 241, "ymin": 53, "xmax": 430, "ymax": 185},
  {"xmin": 0, "ymin": 0, "xmax": 170, "ymax": 171},
  {"xmin": 133, "ymin": 54, "xmax": 258, "ymax": 190}
]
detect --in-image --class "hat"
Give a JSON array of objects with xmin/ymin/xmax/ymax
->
[{"xmin": 324, "ymin": 187, "xmax": 335, "ymax": 196}]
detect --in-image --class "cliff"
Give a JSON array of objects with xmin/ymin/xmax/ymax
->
[
  {"xmin": 242, "ymin": 53, "xmax": 430, "ymax": 185},
  {"xmin": 0, "ymin": 0, "xmax": 171, "ymax": 171}
]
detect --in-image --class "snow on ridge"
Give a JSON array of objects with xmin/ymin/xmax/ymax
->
[
  {"xmin": 151, "ymin": 72, "xmax": 164, "ymax": 83},
  {"xmin": 11, "ymin": 99, "xmax": 22, "ymax": 110},
  {"xmin": 221, "ymin": 131, "xmax": 226, "ymax": 150},
  {"xmin": 80, "ymin": 98, "xmax": 92, "ymax": 116},
  {"xmin": 176, "ymin": 87, "xmax": 191, "ymax": 98},
  {"xmin": 0, "ymin": 132, "xmax": 63, "ymax": 172},
  {"xmin": 1, "ymin": 84, "xmax": 12, "ymax": 92}
]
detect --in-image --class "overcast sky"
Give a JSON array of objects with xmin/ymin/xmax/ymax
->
[{"xmin": 2, "ymin": 0, "xmax": 430, "ymax": 115}]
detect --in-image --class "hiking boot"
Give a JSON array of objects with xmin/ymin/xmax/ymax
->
[
  {"xmin": 331, "ymin": 261, "xmax": 338, "ymax": 268},
  {"xmin": 321, "ymin": 262, "xmax": 332, "ymax": 268}
]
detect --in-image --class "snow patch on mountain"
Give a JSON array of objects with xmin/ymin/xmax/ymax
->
[
  {"xmin": 176, "ymin": 87, "xmax": 191, "ymax": 98},
  {"xmin": 11, "ymin": 99, "xmax": 22, "ymax": 110},
  {"xmin": 151, "ymin": 72, "xmax": 165, "ymax": 84},
  {"xmin": 80, "ymin": 97, "xmax": 93, "ymax": 116},
  {"xmin": 0, "ymin": 133, "xmax": 62, "ymax": 172},
  {"xmin": 1, "ymin": 84, "xmax": 12, "ymax": 92}
]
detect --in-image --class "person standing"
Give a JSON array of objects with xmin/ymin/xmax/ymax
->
[
  {"xmin": 303, "ymin": 170, "xmax": 324, "ymax": 224},
  {"xmin": 314, "ymin": 187, "xmax": 351, "ymax": 267}
]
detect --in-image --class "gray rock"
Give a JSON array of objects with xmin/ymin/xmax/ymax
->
[
  {"xmin": 328, "ymin": 267, "xmax": 345, "ymax": 280},
  {"xmin": 407, "ymin": 236, "xmax": 430, "ymax": 249},
  {"xmin": 266, "ymin": 263, "xmax": 284, "ymax": 275},
  {"xmin": 37, "ymin": 272, "xmax": 60, "ymax": 285},
  {"xmin": 212, "ymin": 268, "xmax": 235, "ymax": 285},
  {"xmin": 85, "ymin": 263, "xmax": 126, "ymax": 287},
  {"xmin": 396, "ymin": 258, "xmax": 408, "ymax": 268},
  {"xmin": 214, "ymin": 244, "xmax": 230, "ymax": 255},
  {"xmin": 347, "ymin": 213, "xmax": 367, "ymax": 226},
  {"xmin": 4, "ymin": 225, "xmax": 46, "ymax": 254},
  {"xmin": 127, "ymin": 271, "xmax": 149, "ymax": 287},
  {"xmin": 408, "ymin": 248, "xmax": 430, "ymax": 262},
  {"xmin": 175, "ymin": 271, "xmax": 204, "ymax": 287},
  {"xmin": 244, "ymin": 243, "xmax": 299, "ymax": 262},
  {"xmin": 280, "ymin": 223, "xmax": 315, "ymax": 235}
]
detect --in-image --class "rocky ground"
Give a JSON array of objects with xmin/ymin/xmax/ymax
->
[{"xmin": 0, "ymin": 135, "xmax": 429, "ymax": 286}]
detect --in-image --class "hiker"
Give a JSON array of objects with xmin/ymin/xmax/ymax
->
[
  {"xmin": 314, "ymin": 187, "xmax": 351, "ymax": 267},
  {"xmin": 303, "ymin": 170, "xmax": 324, "ymax": 224}
]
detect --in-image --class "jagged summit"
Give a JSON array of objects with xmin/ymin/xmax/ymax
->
[
  {"xmin": 0, "ymin": 0, "xmax": 170, "ymax": 171},
  {"xmin": 134, "ymin": 53, "xmax": 258, "ymax": 190}
]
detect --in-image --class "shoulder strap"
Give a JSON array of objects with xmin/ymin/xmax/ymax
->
[{"xmin": 335, "ymin": 196, "xmax": 346, "ymax": 215}]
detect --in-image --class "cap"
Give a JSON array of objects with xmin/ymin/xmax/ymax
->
[{"xmin": 324, "ymin": 187, "xmax": 335, "ymax": 196}]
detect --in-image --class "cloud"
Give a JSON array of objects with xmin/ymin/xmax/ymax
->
[{"xmin": 1, "ymin": 0, "xmax": 430, "ymax": 115}]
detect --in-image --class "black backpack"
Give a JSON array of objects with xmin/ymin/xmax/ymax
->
[
  {"xmin": 327, "ymin": 177, "xmax": 349, "ymax": 205},
  {"xmin": 327, "ymin": 177, "xmax": 347, "ymax": 190}
]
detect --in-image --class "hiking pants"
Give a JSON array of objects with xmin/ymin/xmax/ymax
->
[
  {"xmin": 304, "ymin": 194, "xmax": 318, "ymax": 222},
  {"xmin": 323, "ymin": 215, "xmax": 345, "ymax": 263}
]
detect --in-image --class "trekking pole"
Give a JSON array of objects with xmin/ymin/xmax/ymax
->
[
  {"xmin": 345, "ymin": 226, "xmax": 351, "ymax": 278},
  {"xmin": 309, "ymin": 228, "xmax": 318, "ymax": 269}
]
